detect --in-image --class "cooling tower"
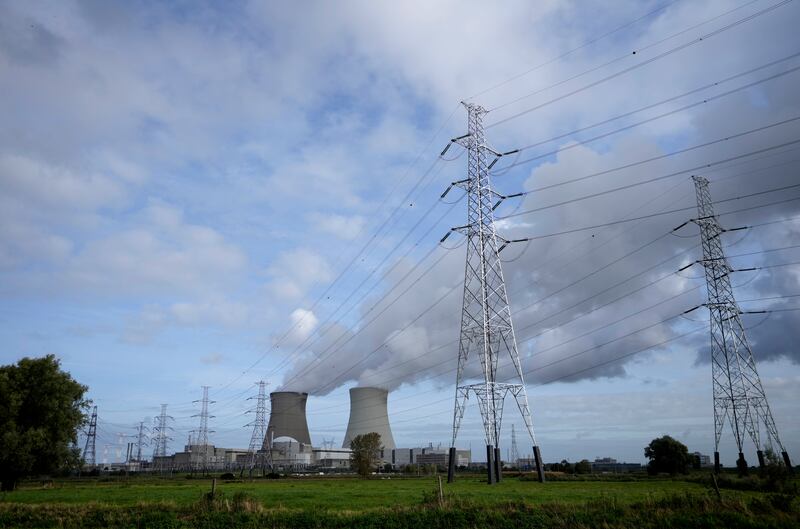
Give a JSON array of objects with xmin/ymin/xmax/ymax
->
[
  {"xmin": 342, "ymin": 387, "xmax": 396, "ymax": 450},
  {"xmin": 264, "ymin": 391, "xmax": 312, "ymax": 448}
]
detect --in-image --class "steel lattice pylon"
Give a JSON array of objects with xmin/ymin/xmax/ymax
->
[
  {"xmin": 192, "ymin": 386, "xmax": 215, "ymax": 473},
  {"xmin": 82, "ymin": 405, "xmax": 97, "ymax": 467},
  {"xmin": 151, "ymin": 404, "xmax": 172, "ymax": 472},
  {"xmin": 510, "ymin": 423, "xmax": 520, "ymax": 466},
  {"xmin": 442, "ymin": 102, "xmax": 544, "ymax": 484},
  {"xmin": 692, "ymin": 176, "xmax": 791, "ymax": 473},
  {"xmin": 134, "ymin": 420, "xmax": 148, "ymax": 462},
  {"xmin": 244, "ymin": 381, "xmax": 273, "ymax": 476}
]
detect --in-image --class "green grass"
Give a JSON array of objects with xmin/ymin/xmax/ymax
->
[
  {"xmin": 0, "ymin": 475, "xmax": 797, "ymax": 528},
  {"xmin": 2, "ymin": 475, "xmax": 717, "ymax": 510}
]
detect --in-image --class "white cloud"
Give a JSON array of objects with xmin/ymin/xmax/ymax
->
[
  {"xmin": 283, "ymin": 308, "xmax": 319, "ymax": 346},
  {"xmin": 267, "ymin": 248, "xmax": 332, "ymax": 300},
  {"xmin": 170, "ymin": 300, "xmax": 249, "ymax": 328},
  {"xmin": 62, "ymin": 202, "xmax": 247, "ymax": 297},
  {"xmin": 308, "ymin": 212, "xmax": 366, "ymax": 240},
  {"xmin": 0, "ymin": 153, "xmax": 127, "ymax": 211}
]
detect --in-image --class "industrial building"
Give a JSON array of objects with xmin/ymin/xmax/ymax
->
[
  {"xmin": 168, "ymin": 444, "xmax": 249, "ymax": 471},
  {"xmin": 390, "ymin": 446, "xmax": 471, "ymax": 468},
  {"xmin": 692, "ymin": 452, "xmax": 713, "ymax": 468},
  {"xmin": 590, "ymin": 457, "xmax": 642, "ymax": 473}
]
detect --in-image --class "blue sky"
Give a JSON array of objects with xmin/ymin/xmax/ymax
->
[{"xmin": 1, "ymin": 0, "xmax": 799, "ymax": 466}]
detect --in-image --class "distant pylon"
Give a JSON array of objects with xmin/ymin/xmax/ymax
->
[
  {"xmin": 690, "ymin": 176, "xmax": 791, "ymax": 473},
  {"xmin": 151, "ymin": 404, "xmax": 173, "ymax": 471},
  {"xmin": 82, "ymin": 405, "xmax": 97, "ymax": 467},
  {"xmin": 440, "ymin": 102, "xmax": 544, "ymax": 485},
  {"xmin": 510, "ymin": 424, "xmax": 520, "ymax": 467},
  {"xmin": 134, "ymin": 421, "xmax": 148, "ymax": 462},
  {"xmin": 192, "ymin": 386, "xmax": 216, "ymax": 473},
  {"xmin": 244, "ymin": 381, "xmax": 272, "ymax": 476}
]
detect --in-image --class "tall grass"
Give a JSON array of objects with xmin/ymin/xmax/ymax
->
[{"xmin": 0, "ymin": 490, "xmax": 797, "ymax": 528}]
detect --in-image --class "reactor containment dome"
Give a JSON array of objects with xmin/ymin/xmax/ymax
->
[
  {"xmin": 342, "ymin": 387, "xmax": 396, "ymax": 450},
  {"xmin": 264, "ymin": 391, "xmax": 312, "ymax": 448}
]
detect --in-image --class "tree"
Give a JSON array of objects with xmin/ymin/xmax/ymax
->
[
  {"xmin": 0, "ymin": 355, "xmax": 88, "ymax": 491},
  {"xmin": 574, "ymin": 459, "xmax": 592, "ymax": 474},
  {"xmin": 549, "ymin": 459, "xmax": 574, "ymax": 473},
  {"xmin": 349, "ymin": 432, "xmax": 382, "ymax": 478},
  {"xmin": 644, "ymin": 435, "xmax": 692, "ymax": 475}
]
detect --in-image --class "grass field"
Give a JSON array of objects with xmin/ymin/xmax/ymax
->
[
  {"xmin": 1, "ymin": 474, "xmax": 798, "ymax": 528},
  {"xmin": 1, "ymin": 475, "xmax": 717, "ymax": 509}
]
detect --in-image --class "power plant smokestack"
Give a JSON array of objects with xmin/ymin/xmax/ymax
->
[
  {"xmin": 343, "ymin": 387, "xmax": 396, "ymax": 450},
  {"xmin": 264, "ymin": 391, "xmax": 312, "ymax": 448}
]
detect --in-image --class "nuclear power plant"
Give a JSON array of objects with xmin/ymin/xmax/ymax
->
[
  {"xmin": 343, "ymin": 387, "xmax": 396, "ymax": 450},
  {"xmin": 254, "ymin": 386, "xmax": 469, "ymax": 471},
  {"xmin": 139, "ymin": 386, "xmax": 473, "ymax": 473}
]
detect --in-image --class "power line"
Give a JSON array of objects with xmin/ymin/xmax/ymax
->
[
  {"xmin": 497, "ymin": 117, "xmax": 800, "ymax": 182},
  {"xmin": 274, "ymin": 197, "xmax": 461, "ymax": 382},
  {"xmin": 259, "ymin": 2, "xmax": 798, "ymax": 401},
  {"xmin": 291, "ymin": 171, "xmax": 800, "ymax": 397},
  {"xmin": 465, "ymin": 0, "xmax": 683, "ymax": 101},
  {"xmin": 214, "ymin": 105, "xmax": 464, "ymax": 396},
  {"xmin": 304, "ymin": 210, "xmax": 800, "ymax": 415},
  {"xmin": 301, "ymin": 207, "xmax": 800, "ymax": 418},
  {"xmin": 487, "ymin": 0, "xmax": 791, "ymax": 124},
  {"xmin": 505, "ymin": 51, "xmax": 800, "ymax": 155},
  {"xmin": 498, "ymin": 186, "xmax": 800, "ymax": 238},
  {"xmin": 492, "ymin": 64, "xmax": 800, "ymax": 173}
]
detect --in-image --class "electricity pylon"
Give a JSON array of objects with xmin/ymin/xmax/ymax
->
[
  {"xmin": 192, "ymin": 386, "xmax": 216, "ymax": 474},
  {"xmin": 440, "ymin": 102, "xmax": 544, "ymax": 485},
  {"xmin": 244, "ymin": 381, "xmax": 272, "ymax": 476},
  {"xmin": 510, "ymin": 424, "xmax": 520, "ymax": 467},
  {"xmin": 134, "ymin": 421, "xmax": 148, "ymax": 462},
  {"xmin": 151, "ymin": 404, "xmax": 173, "ymax": 472},
  {"xmin": 82, "ymin": 405, "xmax": 98, "ymax": 467},
  {"xmin": 690, "ymin": 175, "xmax": 791, "ymax": 473}
]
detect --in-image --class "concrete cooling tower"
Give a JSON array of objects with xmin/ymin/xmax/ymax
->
[
  {"xmin": 342, "ymin": 387, "xmax": 396, "ymax": 450},
  {"xmin": 264, "ymin": 391, "xmax": 312, "ymax": 448}
]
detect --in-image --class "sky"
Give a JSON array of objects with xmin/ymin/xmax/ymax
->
[{"xmin": 1, "ymin": 0, "xmax": 799, "ymax": 466}]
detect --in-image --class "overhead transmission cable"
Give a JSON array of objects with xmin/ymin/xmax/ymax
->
[
  {"xmin": 501, "ymin": 51, "xmax": 800, "ymax": 156},
  {"xmin": 292, "ymin": 161, "xmax": 800, "ymax": 395},
  {"xmin": 257, "ymin": 59, "xmax": 800, "ymax": 383},
  {"xmin": 487, "ymin": 0, "xmax": 791, "ymax": 125},
  {"xmin": 252, "ymin": 1, "xmax": 792, "ymax": 399},
  {"xmin": 273, "ymin": 191, "xmax": 462, "ymax": 376},
  {"xmin": 496, "ymin": 116, "xmax": 800, "ymax": 185},
  {"xmin": 304, "ymin": 190, "xmax": 800, "ymax": 400},
  {"xmin": 299, "ymin": 177, "xmax": 700, "ymax": 403},
  {"xmin": 321, "ymin": 282, "xmax": 800, "ymax": 426},
  {"xmin": 215, "ymin": 106, "xmax": 462, "ymax": 393},
  {"xmin": 498, "ymin": 186, "xmax": 800, "ymax": 241},
  {"xmin": 465, "ymin": 0, "xmax": 683, "ymax": 101},
  {"xmin": 173, "ymin": 0, "xmax": 790, "ymax": 424},
  {"xmin": 489, "ymin": 63, "xmax": 800, "ymax": 178},
  {"xmin": 288, "ymin": 115, "xmax": 800, "ymax": 392}
]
